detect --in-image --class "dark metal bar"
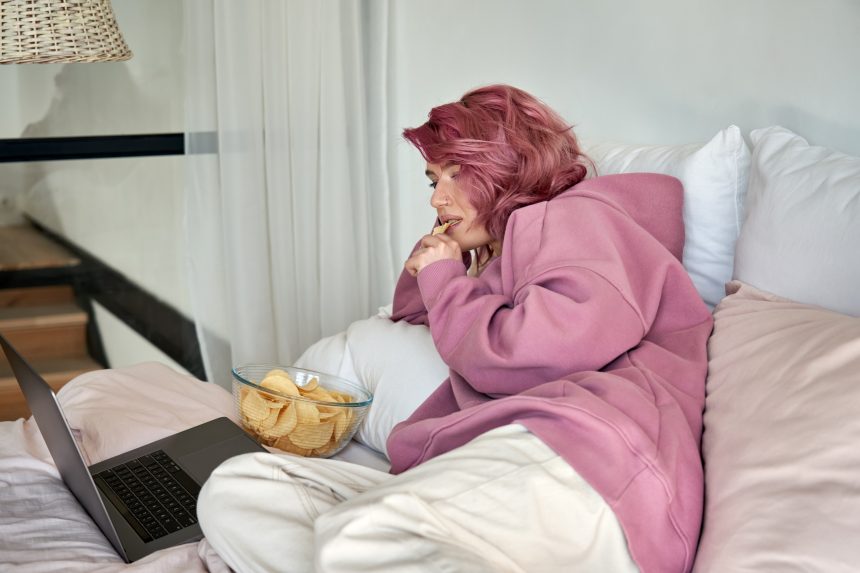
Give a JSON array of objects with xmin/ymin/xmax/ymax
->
[{"xmin": 0, "ymin": 133, "xmax": 185, "ymax": 163}]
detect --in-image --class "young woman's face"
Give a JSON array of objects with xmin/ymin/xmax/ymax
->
[{"xmin": 425, "ymin": 162, "xmax": 495, "ymax": 252}]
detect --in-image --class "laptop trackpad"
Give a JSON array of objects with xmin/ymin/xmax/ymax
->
[{"xmin": 177, "ymin": 435, "xmax": 263, "ymax": 485}]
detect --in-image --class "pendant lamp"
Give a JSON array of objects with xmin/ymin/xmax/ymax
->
[{"xmin": 1, "ymin": 0, "xmax": 132, "ymax": 64}]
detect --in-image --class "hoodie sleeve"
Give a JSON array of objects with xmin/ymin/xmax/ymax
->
[
  {"xmin": 416, "ymin": 258, "xmax": 646, "ymax": 396},
  {"xmin": 390, "ymin": 240, "xmax": 472, "ymax": 326},
  {"xmin": 390, "ymin": 266, "xmax": 430, "ymax": 326}
]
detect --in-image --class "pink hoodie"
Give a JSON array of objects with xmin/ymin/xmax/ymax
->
[{"xmin": 387, "ymin": 173, "xmax": 713, "ymax": 573}]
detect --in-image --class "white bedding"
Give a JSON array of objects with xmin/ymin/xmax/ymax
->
[{"xmin": 0, "ymin": 363, "xmax": 389, "ymax": 572}]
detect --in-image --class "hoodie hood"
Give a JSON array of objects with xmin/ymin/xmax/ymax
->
[{"xmin": 568, "ymin": 173, "xmax": 686, "ymax": 261}]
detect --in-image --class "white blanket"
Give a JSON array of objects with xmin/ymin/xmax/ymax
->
[{"xmin": 0, "ymin": 362, "xmax": 387, "ymax": 572}]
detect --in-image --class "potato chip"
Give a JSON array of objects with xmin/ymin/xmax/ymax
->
[
  {"xmin": 312, "ymin": 439, "xmax": 339, "ymax": 456},
  {"xmin": 266, "ymin": 368, "xmax": 291, "ymax": 379},
  {"xmin": 331, "ymin": 390, "xmax": 354, "ymax": 403},
  {"xmin": 317, "ymin": 409, "xmax": 340, "ymax": 420},
  {"xmin": 274, "ymin": 435, "xmax": 312, "ymax": 457},
  {"xmin": 241, "ymin": 389, "xmax": 270, "ymax": 422},
  {"xmin": 333, "ymin": 408, "xmax": 353, "ymax": 441},
  {"xmin": 289, "ymin": 421, "xmax": 334, "ymax": 450},
  {"xmin": 258, "ymin": 391, "xmax": 286, "ymax": 409},
  {"xmin": 259, "ymin": 406, "xmax": 281, "ymax": 430},
  {"xmin": 294, "ymin": 400, "xmax": 320, "ymax": 425},
  {"xmin": 300, "ymin": 376, "xmax": 319, "ymax": 392},
  {"xmin": 261, "ymin": 374, "xmax": 300, "ymax": 397},
  {"xmin": 302, "ymin": 386, "xmax": 335, "ymax": 402},
  {"xmin": 432, "ymin": 221, "xmax": 454, "ymax": 235},
  {"xmin": 269, "ymin": 402, "xmax": 298, "ymax": 436}
]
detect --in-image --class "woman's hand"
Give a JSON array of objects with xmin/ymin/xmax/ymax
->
[{"xmin": 405, "ymin": 234, "xmax": 462, "ymax": 276}]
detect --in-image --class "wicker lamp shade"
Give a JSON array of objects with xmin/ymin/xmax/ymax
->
[{"xmin": 1, "ymin": 0, "xmax": 132, "ymax": 64}]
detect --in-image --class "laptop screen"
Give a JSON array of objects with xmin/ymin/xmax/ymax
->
[{"xmin": 0, "ymin": 334, "xmax": 125, "ymax": 557}]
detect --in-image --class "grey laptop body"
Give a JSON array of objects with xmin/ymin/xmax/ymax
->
[{"xmin": 0, "ymin": 333, "xmax": 265, "ymax": 562}]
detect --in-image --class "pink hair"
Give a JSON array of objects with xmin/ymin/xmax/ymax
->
[{"xmin": 403, "ymin": 84, "xmax": 591, "ymax": 243}]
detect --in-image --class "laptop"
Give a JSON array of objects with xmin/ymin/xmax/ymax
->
[{"xmin": 0, "ymin": 333, "xmax": 265, "ymax": 562}]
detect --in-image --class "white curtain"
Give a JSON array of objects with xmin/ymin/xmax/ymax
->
[{"xmin": 183, "ymin": 0, "xmax": 395, "ymax": 389}]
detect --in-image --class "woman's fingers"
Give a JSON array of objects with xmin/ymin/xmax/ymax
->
[
  {"xmin": 404, "ymin": 233, "xmax": 464, "ymax": 276},
  {"xmin": 420, "ymin": 233, "xmax": 459, "ymax": 251},
  {"xmin": 419, "ymin": 234, "xmax": 440, "ymax": 248},
  {"xmin": 405, "ymin": 252, "xmax": 422, "ymax": 276}
]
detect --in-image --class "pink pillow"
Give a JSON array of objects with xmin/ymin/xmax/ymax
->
[{"xmin": 694, "ymin": 281, "xmax": 860, "ymax": 571}]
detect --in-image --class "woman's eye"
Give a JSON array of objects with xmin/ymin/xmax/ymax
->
[{"xmin": 428, "ymin": 181, "xmax": 438, "ymax": 189}]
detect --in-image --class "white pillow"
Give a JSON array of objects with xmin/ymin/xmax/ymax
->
[
  {"xmin": 733, "ymin": 126, "xmax": 860, "ymax": 317},
  {"xmin": 295, "ymin": 306, "xmax": 447, "ymax": 457},
  {"xmin": 585, "ymin": 126, "xmax": 751, "ymax": 308}
]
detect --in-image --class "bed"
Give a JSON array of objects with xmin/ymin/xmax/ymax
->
[{"xmin": 1, "ymin": 124, "xmax": 858, "ymax": 572}]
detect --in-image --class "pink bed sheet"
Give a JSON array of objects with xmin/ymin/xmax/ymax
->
[{"xmin": 0, "ymin": 362, "xmax": 385, "ymax": 572}]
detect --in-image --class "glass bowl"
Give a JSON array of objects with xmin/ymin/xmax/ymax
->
[{"xmin": 231, "ymin": 364, "xmax": 372, "ymax": 458}]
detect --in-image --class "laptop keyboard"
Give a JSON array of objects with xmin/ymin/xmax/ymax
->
[{"xmin": 94, "ymin": 450, "xmax": 201, "ymax": 543}]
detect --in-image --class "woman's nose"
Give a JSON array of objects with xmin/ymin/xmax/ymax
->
[{"xmin": 430, "ymin": 185, "xmax": 449, "ymax": 208}]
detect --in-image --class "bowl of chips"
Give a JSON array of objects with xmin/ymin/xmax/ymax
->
[{"xmin": 231, "ymin": 365, "xmax": 372, "ymax": 458}]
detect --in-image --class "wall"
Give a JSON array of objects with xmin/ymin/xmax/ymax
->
[
  {"xmin": 10, "ymin": 0, "xmax": 183, "ymax": 137},
  {"xmin": 387, "ymin": 0, "xmax": 860, "ymax": 263},
  {"xmin": 0, "ymin": 67, "xmax": 22, "ymax": 225},
  {"xmin": 4, "ymin": 0, "xmax": 859, "ymax": 374},
  {"xmin": 0, "ymin": 0, "xmax": 188, "ymax": 373}
]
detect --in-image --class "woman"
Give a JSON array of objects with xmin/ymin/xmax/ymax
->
[{"xmin": 197, "ymin": 85, "xmax": 712, "ymax": 573}]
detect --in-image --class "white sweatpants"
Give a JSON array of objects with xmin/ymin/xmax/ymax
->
[{"xmin": 197, "ymin": 424, "xmax": 638, "ymax": 573}]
